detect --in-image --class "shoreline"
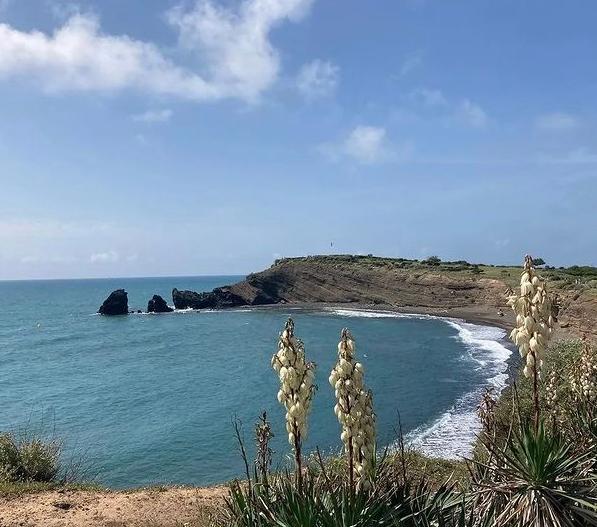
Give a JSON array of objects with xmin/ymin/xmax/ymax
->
[{"xmin": 240, "ymin": 301, "xmax": 519, "ymax": 460}]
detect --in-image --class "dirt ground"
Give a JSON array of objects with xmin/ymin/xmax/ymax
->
[{"xmin": 0, "ymin": 486, "xmax": 227, "ymax": 527}]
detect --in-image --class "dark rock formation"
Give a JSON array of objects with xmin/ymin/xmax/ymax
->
[
  {"xmin": 172, "ymin": 287, "xmax": 248, "ymax": 310},
  {"xmin": 147, "ymin": 295, "xmax": 174, "ymax": 313},
  {"xmin": 98, "ymin": 289, "xmax": 128, "ymax": 315}
]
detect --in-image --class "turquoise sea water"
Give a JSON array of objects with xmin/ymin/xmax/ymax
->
[{"xmin": 0, "ymin": 276, "xmax": 512, "ymax": 488}]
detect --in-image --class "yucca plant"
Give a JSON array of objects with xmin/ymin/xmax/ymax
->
[{"xmin": 471, "ymin": 422, "xmax": 597, "ymax": 526}]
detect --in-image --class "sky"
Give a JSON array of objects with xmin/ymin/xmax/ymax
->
[{"xmin": 0, "ymin": 0, "xmax": 595, "ymax": 280}]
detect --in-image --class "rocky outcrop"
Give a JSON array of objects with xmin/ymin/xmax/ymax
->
[
  {"xmin": 171, "ymin": 287, "xmax": 252, "ymax": 310},
  {"xmin": 147, "ymin": 295, "xmax": 174, "ymax": 313},
  {"xmin": 98, "ymin": 255, "xmax": 595, "ymax": 339},
  {"xmin": 98, "ymin": 289, "xmax": 128, "ymax": 316}
]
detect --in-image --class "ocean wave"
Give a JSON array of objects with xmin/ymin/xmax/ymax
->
[
  {"xmin": 406, "ymin": 320, "xmax": 512, "ymax": 459},
  {"xmin": 325, "ymin": 308, "xmax": 443, "ymax": 320}
]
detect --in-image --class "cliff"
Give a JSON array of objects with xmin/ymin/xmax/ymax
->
[{"xmin": 172, "ymin": 255, "xmax": 597, "ymax": 338}]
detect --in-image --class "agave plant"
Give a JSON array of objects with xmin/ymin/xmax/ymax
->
[{"xmin": 471, "ymin": 422, "xmax": 597, "ymax": 526}]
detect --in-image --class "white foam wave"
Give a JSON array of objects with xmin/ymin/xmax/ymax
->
[
  {"xmin": 325, "ymin": 308, "xmax": 443, "ymax": 320},
  {"xmin": 406, "ymin": 320, "xmax": 512, "ymax": 459}
]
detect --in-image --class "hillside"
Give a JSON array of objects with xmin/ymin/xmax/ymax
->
[{"xmin": 173, "ymin": 255, "xmax": 597, "ymax": 338}]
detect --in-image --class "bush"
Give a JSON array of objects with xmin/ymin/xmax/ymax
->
[
  {"xmin": 423, "ymin": 256, "xmax": 441, "ymax": 266},
  {"xmin": 0, "ymin": 433, "xmax": 61, "ymax": 483}
]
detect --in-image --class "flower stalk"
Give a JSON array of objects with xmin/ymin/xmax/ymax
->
[
  {"xmin": 507, "ymin": 255, "xmax": 557, "ymax": 431},
  {"xmin": 329, "ymin": 328, "xmax": 376, "ymax": 491},
  {"xmin": 271, "ymin": 318, "xmax": 316, "ymax": 487}
]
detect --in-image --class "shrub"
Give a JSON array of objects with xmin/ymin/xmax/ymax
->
[
  {"xmin": 471, "ymin": 423, "xmax": 597, "ymax": 526},
  {"xmin": 0, "ymin": 433, "xmax": 60, "ymax": 483},
  {"xmin": 424, "ymin": 256, "xmax": 441, "ymax": 266}
]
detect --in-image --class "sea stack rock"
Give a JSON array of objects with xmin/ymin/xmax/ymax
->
[
  {"xmin": 147, "ymin": 295, "xmax": 174, "ymax": 313},
  {"xmin": 98, "ymin": 289, "xmax": 128, "ymax": 315}
]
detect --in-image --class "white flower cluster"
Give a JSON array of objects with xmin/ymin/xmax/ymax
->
[
  {"xmin": 571, "ymin": 341, "xmax": 596, "ymax": 402},
  {"xmin": 545, "ymin": 370, "xmax": 559, "ymax": 413},
  {"xmin": 271, "ymin": 319, "xmax": 316, "ymax": 448},
  {"xmin": 508, "ymin": 256, "xmax": 556, "ymax": 378},
  {"xmin": 329, "ymin": 329, "xmax": 376, "ymax": 486}
]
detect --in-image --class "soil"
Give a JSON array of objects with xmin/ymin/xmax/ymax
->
[{"xmin": 0, "ymin": 486, "xmax": 226, "ymax": 527}]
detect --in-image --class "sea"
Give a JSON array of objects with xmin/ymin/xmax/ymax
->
[{"xmin": 0, "ymin": 276, "xmax": 513, "ymax": 488}]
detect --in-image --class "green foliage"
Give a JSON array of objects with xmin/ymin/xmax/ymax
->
[
  {"xmin": 489, "ymin": 339, "xmax": 595, "ymax": 447},
  {"xmin": 424, "ymin": 256, "xmax": 442, "ymax": 266},
  {"xmin": 219, "ymin": 464, "xmax": 466, "ymax": 527},
  {"xmin": 0, "ymin": 432, "xmax": 61, "ymax": 483},
  {"xmin": 220, "ymin": 333, "xmax": 597, "ymax": 527},
  {"xmin": 532, "ymin": 257, "xmax": 546, "ymax": 266},
  {"xmin": 563, "ymin": 266, "xmax": 597, "ymax": 278},
  {"xmin": 471, "ymin": 423, "xmax": 597, "ymax": 526}
]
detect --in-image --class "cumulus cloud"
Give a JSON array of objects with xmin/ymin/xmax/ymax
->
[
  {"xmin": 343, "ymin": 126, "xmax": 388, "ymax": 163},
  {"xmin": 90, "ymin": 250, "xmax": 119, "ymax": 263},
  {"xmin": 296, "ymin": 59, "xmax": 339, "ymax": 99},
  {"xmin": 0, "ymin": 0, "xmax": 314, "ymax": 102},
  {"xmin": 406, "ymin": 89, "xmax": 488, "ymax": 128},
  {"xmin": 535, "ymin": 112, "xmax": 580, "ymax": 132},
  {"xmin": 132, "ymin": 109, "xmax": 173, "ymax": 123},
  {"xmin": 321, "ymin": 125, "xmax": 412, "ymax": 165},
  {"xmin": 458, "ymin": 99, "xmax": 487, "ymax": 128},
  {"xmin": 409, "ymin": 87, "xmax": 447, "ymax": 107}
]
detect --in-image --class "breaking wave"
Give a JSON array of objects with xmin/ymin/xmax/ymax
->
[{"xmin": 324, "ymin": 307, "xmax": 513, "ymax": 460}]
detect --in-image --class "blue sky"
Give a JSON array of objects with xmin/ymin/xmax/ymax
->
[{"xmin": 0, "ymin": 0, "xmax": 595, "ymax": 279}]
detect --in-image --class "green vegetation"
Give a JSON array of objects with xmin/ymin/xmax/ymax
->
[
  {"xmin": 222, "ymin": 257, "xmax": 597, "ymax": 526},
  {"xmin": 0, "ymin": 428, "xmax": 91, "ymax": 496},
  {"xmin": 0, "ymin": 432, "xmax": 61, "ymax": 483},
  {"xmin": 271, "ymin": 254, "xmax": 597, "ymax": 290}
]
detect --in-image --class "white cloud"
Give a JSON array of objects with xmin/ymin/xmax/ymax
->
[
  {"xmin": 90, "ymin": 250, "xmax": 119, "ymax": 263},
  {"xmin": 458, "ymin": 99, "xmax": 487, "ymax": 128},
  {"xmin": 45, "ymin": 0, "xmax": 81, "ymax": 20},
  {"xmin": 0, "ymin": 0, "xmax": 314, "ymax": 103},
  {"xmin": 343, "ymin": 126, "xmax": 387, "ymax": 163},
  {"xmin": 535, "ymin": 112, "xmax": 580, "ymax": 132},
  {"xmin": 399, "ymin": 51, "xmax": 423, "ymax": 77},
  {"xmin": 132, "ymin": 109, "xmax": 173, "ymax": 123},
  {"xmin": 410, "ymin": 87, "xmax": 447, "ymax": 107},
  {"xmin": 405, "ymin": 89, "xmax": 488, "ymax": 128},
  {"xmin": 296, "ymin": 59, "xmax": 339, "ymax": 99},
  {"xmin": 167, "ymin": 0, "xmax": 313, "ymax": 102},
  {"xmin": 321, "ymin": 125, "xmax": 414, "ymax": 164}
]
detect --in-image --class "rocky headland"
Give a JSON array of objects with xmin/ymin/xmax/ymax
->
[{"xmin": 98, "ymin": 255, "xmax": 597, "ymax": 338}]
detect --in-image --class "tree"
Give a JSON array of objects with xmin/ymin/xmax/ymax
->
[
  {"xmin": 532, "ymin": 257, "xmax": 546, "ymax": 266},
  {"xmin": 424, "ymin": 256, "xmax": 441, "ymax": 266}
]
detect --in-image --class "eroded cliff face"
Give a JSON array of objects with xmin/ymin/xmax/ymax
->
[
  {"xmin": 171, "ymin": 256, "xmax": 596, "ymax": 338},
  {"xmin": 172, "ymin": 257, "xmax": 508, "ymax": 310},
  {"xmin": 242, "ymin": 258, "xmax": 508, "ymax": 308}
]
